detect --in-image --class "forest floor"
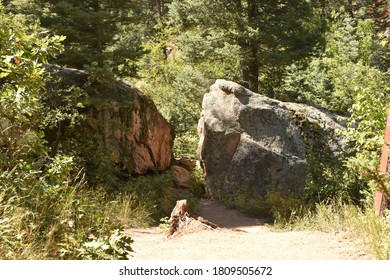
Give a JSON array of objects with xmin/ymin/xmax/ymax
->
[{"xmin": 124, "ymin": 199, "xmax": 374, "ymax": 260}]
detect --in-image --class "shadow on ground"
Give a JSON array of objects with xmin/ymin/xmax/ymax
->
[{"xmin": 198, "ymin": 199, "xmax": 266, "ymax": 229}]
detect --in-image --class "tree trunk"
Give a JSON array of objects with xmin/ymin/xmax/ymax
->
[
  {"xmin": 347, "ymin": 0, "xmax": 354, "ymax": 18},
  {"xmin": 240, "ymin": 0, "xmax": 259, "ymax": 92},
  {"xmin": 157, "ymin": 0, "xmax": 163, "ymax": 20},
  {"xmin": 93, "ymin": 0, "xmax": 104, "ymax": 67},
  {"xmin": 246, "ymin": 44, "xmax": 259, "ymax": 92}
]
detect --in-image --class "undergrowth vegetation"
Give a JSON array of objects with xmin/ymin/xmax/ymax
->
[
  {"xmin": 0, "ymin": 153, "xmax": 176, "ymax": 260},
  {"xmin": 0, "ymin": 155, "xmax": 135, "ymax": 259},
  {"xmin": 0, "ymin": 6, "xmax": 179, "ymax": 259},
  {"xmin": 233, "ymin": 188, "xmax": 390, "ymax": 259},
  {"xmin": 274, "ymin": 202, "xmax": 390, "ymax": 260}
]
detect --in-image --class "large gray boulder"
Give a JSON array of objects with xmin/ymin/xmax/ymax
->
[{"xmin": 197, "ymin": 79, "xmax": 345, "ymax": 202}]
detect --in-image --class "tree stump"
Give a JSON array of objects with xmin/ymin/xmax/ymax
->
[
  {"xmin": 168, "ymin": 200, "xmax": 191, "ymax": 235},
  {"xmin": 170, "ymin": 199, "xmax": 190, "ymax": 217},
  {"xmin": 168, "ymin": 199, "xmax": 218, "ymax": 236}
]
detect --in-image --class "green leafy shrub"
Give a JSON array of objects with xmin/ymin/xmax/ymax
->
[
  {"xmin": 188, "ymin": 164, "xmax": 206, "ymax": 198},
  {"xmin": 135, "ymin": 25, "xmax": 238, "ymax": 157},
  {"xmin": 264, "ymin": 190, "xmax": 308, "ymax": 225},
  {"xmin": 279, "ymin": 9, "xmax": 390, "ymax": 207},
  {"xmin": 0, "ymin": 154, "xmax": 140, "ymax": 259},
  {"xmin": 0, "ymin": 6, "xmax": 142, "ymax": 259},
  {"xmin": 118, "ymin": 170, "xmax": 176, "ymax": 220},
  {"xmin": 158, "ymin": 216, "xmax": 171, "ymax": 234},
  {"xmin": 77, "ymin": 229, "xmax": 133, "ymax": 260}
]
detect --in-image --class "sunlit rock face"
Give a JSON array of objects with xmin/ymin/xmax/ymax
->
[
  {"xmin": 45, "ymin": 64, "xmax": 174, "ymax": 175},
  {"xmin": 197, "ymin": 79, "xmax": 345, "ymax": 202}
]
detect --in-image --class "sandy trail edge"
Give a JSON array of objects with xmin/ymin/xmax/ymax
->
[{"xmin": 124, "ymin": 199, "xmax": 374, "ymax": 260}]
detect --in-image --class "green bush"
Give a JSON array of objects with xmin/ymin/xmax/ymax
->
[
  {"xmin": 118, "ymin": 170, "xmax": 176, "ymax": 221},
  {"xmin": 0, "ymin": 154, "xmax": 142, "ymax": 259},
  {"xmin": 187, "ymin": 164, "xmax": 206, "ymax": 198},
  {"xmin": 77, "ymin": 229, "xmax": 133, "ymax": 260},
  {"xmin": 0, "ymin": 6, "xmax": 142, "ymax": 259},
  {"xmin": 280, "ymin": 10, "xmax": 390, "ymax": 206}
]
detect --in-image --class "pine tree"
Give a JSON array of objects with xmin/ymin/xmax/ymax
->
[
  {"xmin": 168, "ymin": 0, "xmax": 324, "ymax": 92},
  {"xmin": 8, "ymin": 0, "xmax": 147, "ymax": 76}
]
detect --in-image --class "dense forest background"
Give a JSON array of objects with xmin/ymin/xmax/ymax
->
[
  {"xmin": 0, "ymin": 0, "xmax": 389, "ymax": 259},
  {"xmin": 3, "ymin": 0, "xmax": 389, "ymax": 155}
]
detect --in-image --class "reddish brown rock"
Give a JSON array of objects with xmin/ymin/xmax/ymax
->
[
  {"xmin": 91, "ymin": 88, "xmax": 174, "ymax": 174},
  {"xmin": 45, "ymin": 64, "xmax": 174, "ymax": 175},
  {"xmin": 173, "ymin": 165, "xmax": 191, "ymax": 187}
]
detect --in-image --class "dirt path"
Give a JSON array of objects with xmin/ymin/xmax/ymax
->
[{"xmin": 124, "ymin": 199, "xmax": 374, "ymax": 260}]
